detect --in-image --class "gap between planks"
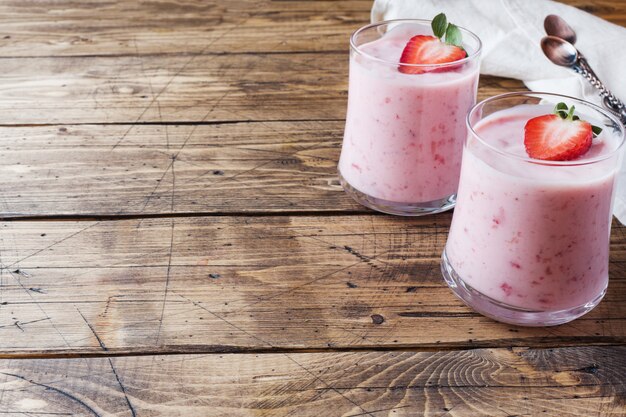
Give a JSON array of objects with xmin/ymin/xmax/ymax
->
[
  {"xmin": 2, "ymin": 342, "xmax": 625, "ymax": 360},
  {"xmin": 0, "ymin": 50, "xmax": 349, "ymax": 60},
  {"xmin": 0, "ymin": 118, "xmax": 346, "ymax": 128},
  {"xmin": 0, "ymin": 210, "xmax": 384, "ymax": 222}
]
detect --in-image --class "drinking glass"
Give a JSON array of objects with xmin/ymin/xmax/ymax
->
[
  {"xmin": 442, "ymin": 92, "xmax": 625, "ymax": 326},
  {"xmin": 338, "ymin": 19, "xmax": 482, "ymax": 215}
]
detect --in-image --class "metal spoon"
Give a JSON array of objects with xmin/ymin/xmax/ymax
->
[
  {"xmin": 544, "ymin": 14, "xmax": 577, "ymax": 44},
  {"xmin": 541, "ymin": 35, "xmax": 626, "ymax": 124},
  {"xmin": 541, "ymin": 35, "xmax": 577, "ymax": 66}
]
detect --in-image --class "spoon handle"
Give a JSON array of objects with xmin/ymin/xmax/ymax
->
[{"xmin": 574, "ymin": 56, "xmax": 626, "ymax": 123}]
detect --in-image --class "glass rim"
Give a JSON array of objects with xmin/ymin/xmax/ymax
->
[
  {"xmin": 466, "ymin": 91, "xmax": 626, "ymax": 167},
  {"xmin": 350, "ymin": 18, "xmax": 482, "ymax": 69}
]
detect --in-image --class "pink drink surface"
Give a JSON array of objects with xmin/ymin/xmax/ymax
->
[
  {"xmin": 446, "ymin": 105, "xmax": 620, "ymax": 311},
  {"xmin": 339, "ymin": 23, "xmax": 479, "ymax": 203}
]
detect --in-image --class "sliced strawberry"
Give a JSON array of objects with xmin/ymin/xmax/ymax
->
[
  {"xmin": 524, "ymin": 114, "xmax": 593, "ymax": 161},
  {"xmin": 398, "ymin": 35, "xmax": 467, "ymax": 74}
]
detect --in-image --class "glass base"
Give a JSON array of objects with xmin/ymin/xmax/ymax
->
[
  {"xmin": 338, "ymin": 170, "xmax": 456, "ymax": 216},
  {"xmin": 440, "ymin": 248, "xmax": 606, "ymax": 327}
]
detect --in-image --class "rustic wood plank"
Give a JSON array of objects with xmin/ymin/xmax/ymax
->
[
  {"xmin": 0, "ymin": 53, "xmax": 338, "ymax": 125},
  {"xmin": 0, "ymin": 53, "xmax": 521, "ymax": 125},
  {"xmin": 3, "ymin": 101, "xmax": 569, "ymax": 216},
  {"xmin": 0, "ymin": 346, "xmax": 624, "ymax": 416},
  {"xmin": 0, "ymin": 0, "xmax": 622, "ymax": 58},
  {"xmin": 0, "ymin": 0, "xmax": 370, "ymax": 57},
  {"xmin": 0, "ymin": 52, "xmax": 344, "ymax": 125},
  {"xmin": 563, "ymin": 0, "xmax": 626, "ymax": 24},
  {"xmin": 0, "ymin": 121, "xmax": 356, "ymax": 216},
  {"xmin": 0, "ymin": 216, "xmax": 624, "ymax": 355},
  {"xmin": 0, "ymin": 0, "xmax": 368, "ymax": 125},
  {"xmin": 0, "ymin": 81, "xmax": 519, "ymax": 220}
]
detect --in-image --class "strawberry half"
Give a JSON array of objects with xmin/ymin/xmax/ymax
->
[
  {"xmin": 398, "ymin": 35, "xmax": 467, "ymax": 74},
  {"xmin": 524, "ymin": 114, "xmax": 593, "ymax": 161}
]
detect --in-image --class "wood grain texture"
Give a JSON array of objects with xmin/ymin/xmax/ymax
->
[
  {"xmin": 0, "ymin": 0, "xmax": 620, "ymax": 126},
  {"xmin": 0, "ymin": 52, "xmax": 343, "ymax": 125},
  {"xmin": 0, "ymin": 216, "xmax": 624, "ymax": 354},
  {"xmin": 0, "ymin": 55, "xmax": 521, "ymax": 125},
  {"xmin": 0, "ymin": 121, "xmax": 357, "ymax": 216},
  {"xmin": 0, "ymin": 0, "xmax": 625, "ymax": 414},
  {"xmin": 0, "ymin": 0, "xmax": 369, "ymax": 57},
  {"xmin": 1, "ymin": 346, "xmax": 625, "ymax": 416},
  {"xmin": 0, "ymin": 0, "xmax": 366, "ymax": 126},
  {"xmin": 0, "ymin": 0, "xmax": 623, "ymax": 59}
]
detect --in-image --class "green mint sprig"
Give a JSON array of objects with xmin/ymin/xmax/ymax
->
[
  {"xmin": 554, "ymin": 102, "xmax": 603, "ymax": 137},
  {"xmin": 431, "ymin": 13, "xmax": 463, "ymax": 47}
]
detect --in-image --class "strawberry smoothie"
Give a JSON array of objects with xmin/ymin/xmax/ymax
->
[
  {"xmin": 338, "ymin": 21, "xmax": 481, "ymax": 215},
  {"xmin": 443, "ymin": 95, "xmax": 624, "ymax": 326}
]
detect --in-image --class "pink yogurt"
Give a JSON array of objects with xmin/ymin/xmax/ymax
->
[
  {"xmin": 446, "ymin": 104, "xmax": 622, "ymax": 311},
  {"xmin": 339, "ymin": 23, "xmax": 480, "ymax": 203}
]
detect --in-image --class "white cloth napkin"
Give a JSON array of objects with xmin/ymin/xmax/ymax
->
[{"xmin": 372, "ymin": 0, "xmax": 626, "ymax": 223}]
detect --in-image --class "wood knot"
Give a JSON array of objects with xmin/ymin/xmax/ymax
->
[
  {"xmin": 575, "ymin": 364, "xmax": 599, "ymax": 375},
  {"xmin": 371, "ymin": 314, "xmax": 385, "ymax": 325}
]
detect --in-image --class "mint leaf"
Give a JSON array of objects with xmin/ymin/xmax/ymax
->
[
  {"xmin": 552, "ymin": 102, "xmax": 602, "ymax": 137},
  {"xmin": 592, "ymin": 125, "xmax": 603, "ymax": 136},
  {"xmin": 432, "ymin": 13, "xmax": 448, "ymax": 39},
  {"xmin": 554, "ymin": 102, "xmax": 569, "ymax": 119},
  {"xmin": 556, "ymin": 110, "xmax": 568, "ymax": 119},
  {"xmin": 554, "ymin": 102, "xmax": 568, "ymax": 112},
  {"xmin": 445, "ymin": 23, "xmax": 462, "ymax": 47},
  {"xmin": 567, "ymin": 105, "xmax": 576, "ymax": 120}
]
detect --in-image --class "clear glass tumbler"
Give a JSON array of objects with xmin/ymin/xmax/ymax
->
[
  {"xmin": 338, "ymin": 19, "xmax": 482, "ymax": 215},
  {"xmin": 442, "ymin": 92, "xmax": 625, "ymax": 326}
]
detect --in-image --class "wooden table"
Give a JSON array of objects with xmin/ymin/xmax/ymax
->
[{"xmin": 0, "ymin": 0, "xmax": 624, "ymax": 415}]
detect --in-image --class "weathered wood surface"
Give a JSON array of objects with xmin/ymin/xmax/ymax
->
[
  {"xmin": 1, "ymin": 346, "xmax": 625, "ymax": 416},
  {"xmin": 0, "ymin": 87, "xmax": 536, "ymax": 217},
  {"xmin": 0, "ymin": 121, "xmax": 355, "ymax": 216},
  {"xmin": 0, "ymin": 0, "xmax": 623, "ymax": 59},
  {"xmin": 0, "ymin": 215, "xmax": 624, "ymax": 354},
  {"xmin": 1, "ymin": 0, "xmax": 625, "ymax": 415},
  {"xmin": 0, "ymin": 0, "xmax": 587, "ymax": 218},
  {"xmin": 0, "ymin": 54, "xmax": 523, "ymax": 126},
  {"xmin": 0, "ymin": 0, "xmax": 367, "ymax": 57},
  {"xmin": 0, "ymin": 0, "xmax": 619, "ymax": 127}
]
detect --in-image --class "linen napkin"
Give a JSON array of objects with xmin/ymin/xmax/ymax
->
[{"xmin": 372, "ymin": 0, "xmax": 626, "ymax": 223}]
